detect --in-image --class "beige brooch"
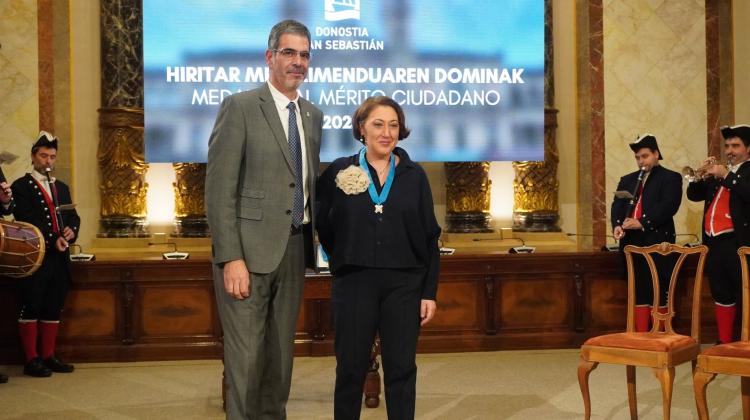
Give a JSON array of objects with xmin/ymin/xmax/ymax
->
[{"xmin": 335, "ymin": 165, "xmax": 370, "ymax": 195}]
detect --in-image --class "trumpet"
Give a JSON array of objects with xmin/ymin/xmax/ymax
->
[{"xmin": 682, "ymin": 156, "xmax": 733, "ymax": 182}]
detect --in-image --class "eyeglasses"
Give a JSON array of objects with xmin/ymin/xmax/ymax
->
[{"xmin": 272, "ymin": 48, "xmax": 312, "ymax": 61}]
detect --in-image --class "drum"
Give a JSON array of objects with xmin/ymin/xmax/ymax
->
[{"xmin": 0, "ymin": 220, "xmax": 45, "ymax": 278}]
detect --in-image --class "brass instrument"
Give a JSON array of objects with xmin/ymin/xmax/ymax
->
[{"xmin": 682, "ymin": 156, "xmax": 733, "ymax": 182}]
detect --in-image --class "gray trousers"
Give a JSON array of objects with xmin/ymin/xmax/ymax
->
[{"xmin": 214, "ymin": 232, "xmax": 305, "ymax": 420}]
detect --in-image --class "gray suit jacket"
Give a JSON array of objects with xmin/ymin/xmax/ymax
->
[{"xmin": 205, "ymin": 83, "xmax": 323, "ymax": 273}]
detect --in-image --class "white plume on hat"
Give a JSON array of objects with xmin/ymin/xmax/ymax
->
[{"xmin": 38, "ymin": 131, "xmax": 57, "ymax": 142}]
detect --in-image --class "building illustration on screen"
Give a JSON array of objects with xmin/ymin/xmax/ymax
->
[
  {"xmin": 325, "ymin": 0, "xmax": 361, "ymax": 21},
  {"xmin": 144, "ymin": 0, "xmax": 544, "ymax": 163}
]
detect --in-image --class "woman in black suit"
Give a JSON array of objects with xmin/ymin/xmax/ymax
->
[{"xmin": 316, "ymin": 96, "xmax": 441, "ymax": 420}]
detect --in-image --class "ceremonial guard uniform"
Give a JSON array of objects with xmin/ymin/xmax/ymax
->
[
  {"xmin": 687, "ymin": 124, "xmax": 750, "ymax": 343},
  {"xmin": 11, "ymin": 132, "xmax": 80, "ymax": 377},
  {"xmin": 611, "ymin": 134, "xmax": 682, "ymax": 332}
]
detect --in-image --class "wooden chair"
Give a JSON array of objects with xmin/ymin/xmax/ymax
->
[
  {"xmin": 578, "ymin": 243, "xmax": 708, "ymax": 420},
  {"xmin": 693, "ymin": 246, "xmax": 750, "ymax": 420}
]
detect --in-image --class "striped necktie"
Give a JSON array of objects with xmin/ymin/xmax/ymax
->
[{"xmin": 287, "ymin": 102, "xmax": 304, "ymax": 228}]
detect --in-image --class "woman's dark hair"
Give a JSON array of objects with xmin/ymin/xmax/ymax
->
[{"xmin": 352, "ymin": 96, "xmax": 410, "ymax": 143}]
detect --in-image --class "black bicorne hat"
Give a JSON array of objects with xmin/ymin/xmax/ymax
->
[
  {"xmin": 31, "ymin": 131, "xmax": 58, "ymax": 153},
  {"xmin": 629, "ymin": 134, "xmax": 663, "ymax": 160},
  {"xmin": 720, "ymin": 124, "xmax": 750, "ymax": 143}
]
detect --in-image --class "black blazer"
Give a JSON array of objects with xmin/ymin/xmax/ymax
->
[
  {"xmin": 687, "ymin": 160, "xmax": 750, "ymax": 246},
  {"xmin": 11, "ymin": 173, "xmax": 81, "ymax": 251},
  {"xmin": 611, "ymin": 164, "xmax": 682, "ymax": 245},
  {"xmin": 316, "ymin": 147, "xmax": 441, "ymax": 299}
]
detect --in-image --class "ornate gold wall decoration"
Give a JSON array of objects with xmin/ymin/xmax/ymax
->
[
  {"xmin": 173, "ymin": 163, "xmax": 206, "ymax": 218},
  {"xmin": 172, "ymin": 163, "xmax": 209, "ymax": 237},
  {"xmin": 444, "ymin": 162, "xmax": 492, "ymax": 233},
  {"xmin": 512, "ymin": 111, "xmax": 561, "ymax": 231},
  {"xmin": 98, "ymin": 108, "xmax": 149, "ymax": 237},
  {"xmin": 513, "ymin": 109, "xmax": 560, "ymax": 213},
  {"xmin": 513, "ymin": 161, "xmax": 558, "ymax": 213}
]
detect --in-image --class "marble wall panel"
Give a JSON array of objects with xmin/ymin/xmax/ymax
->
[
  {"xmin": 0, "ymin": 0, "xmax": 38, "ymax": 183},
  {"xmin": 37, "ymin": 0, "xmax": 53, "ymax": 132},
  {"xmin": 603, "ymin": 0, "xmax": 707, "ymax": 239}
]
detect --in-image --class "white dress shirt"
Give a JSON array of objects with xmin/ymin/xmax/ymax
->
[{"xmin": 31, "ymin": 169, "xmax": 55, "ymax": 197}]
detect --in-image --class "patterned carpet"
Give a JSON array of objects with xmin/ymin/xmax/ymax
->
[{"xmin": 0, "ymin": 349, "xmax": 743, "ymax": 419}]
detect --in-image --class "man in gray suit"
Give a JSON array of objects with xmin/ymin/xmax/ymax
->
[{"xmin": 205, "ymin": 19, "xmax": 323, "ymax": 419}]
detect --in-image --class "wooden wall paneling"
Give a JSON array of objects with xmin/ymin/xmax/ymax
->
[
  {"xmin": 120, "ymin": 267, "xmax": 136, "ymax": 345},
  {"xmin": 586, "ymin": 276, "xmax": 627, "ymax": 331},
  {"xmin": 296, "ymin": 274, "xmax": 334, "ymax": 355},
  {"xmin": 426, "ymin": 274, "xmax": 484, "ymax": 332},
  {"xmin": 59, "ymin": 287, "xmax": 118, "ymax": 338},
  {"xmin": 484, "ymin": 275, "xmax": 497, "ymax": 335},
  {"xmin": 125, "ymin": 259, "xmax": 216, "ymax": 341},
  {"xmin": 417, "ymin": 273, "xmax": 488, "ymax": 353},
  {"xmin": 0, "ymin": 252, "xmax": 714, "ymax": 363},
  {"xmin": 498, "ymin": 275, "xmax": 573, "ymax": 330},
  {"xmin": 137, "ymin": 284, "xmax": 215, "ymax": 338},
  {"xmin": 63, "ymin": 260, "xmax": 221, "ymax": 361},
  {"xmin": 60, "ymin": 263, "xmax": 123, "ymax": 342},
  {"xmin": 572, "ymin": 261, "xmax": 586, "ymax": 333}
]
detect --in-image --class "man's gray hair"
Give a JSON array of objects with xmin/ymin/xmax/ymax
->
[{"xmin": 268, "ymin": 19, "xmax": 311, "ymax": 50}]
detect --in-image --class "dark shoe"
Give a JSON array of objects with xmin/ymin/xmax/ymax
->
[
  {"xmin": 43, "ymin": 356, "xmax": 74, "ymax": 373},
  {"xmin": 24, "ymin": 358, "xmax": 52, "ymax": 377},
  {"xmin": 0, "ymin": 373, "xmax": 7, "ymax": 383}
]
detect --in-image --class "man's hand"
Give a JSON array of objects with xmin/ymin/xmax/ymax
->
[
  {"xmin": 622, "ymin": 217, "xmax": 643, "ymax": 230},
  {"xmin": 0, "ymin": 182, "xmax": 11, "ymax": 205},
  {"xmin": 420, "ymin": 299, "xmax": 437, "ymax": 326},
  {"xmin": 62, "ymin": 226, "xmax": 75, "ymax": 241},
  {"xmin": 706, "ymin": 163, "xmax": 729, "ymax": 179},
  {"xmin": 223, "ymin": 259, "xmax": 250, "ymax": 300},
  {"xmin": 613, "ymin": 226, "xmax": 625, "ymax": 240},
  {"xmin": 55, "ymin": 236, "xmax": 69, "ymax": 252}
]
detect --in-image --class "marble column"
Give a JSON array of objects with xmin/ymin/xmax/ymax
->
[
  {"xmin": 706, "ymin": 0, "xmax": 734, "ymax": 157},
  {"xmin": 575, "ymin": 0, "xmax": 605, "ymax": 249},
  {"xmin": 98, "ymin": 0, "xmax": 148, "ymax": 237},
  {"xmin": 512, "ymin": 0, "xmax": 561, "ymax": 232}
]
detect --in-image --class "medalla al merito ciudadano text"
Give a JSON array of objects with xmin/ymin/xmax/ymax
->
[
  {"xmin": 192, "ymin": 87, "xmax": 502, "ymax": 107},
  {"xmin": 166, "ymin": 67, "xmax": 526, "ymax": 85},
  {"xmin": 318, "ymin": 88, "xmax": 501, "ymax": 107}
]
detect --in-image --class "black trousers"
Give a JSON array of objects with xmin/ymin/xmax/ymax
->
[
  {"xmin": 705, "ymin": 233, "xmax": 743, "ymax": 306},
  {"xmin": 19, "ymin": 252, "xmax": 70, "ymax": 321},
  {"xmin": 331, "ymin": 266, "xmax": 424, "ymax": 420}
]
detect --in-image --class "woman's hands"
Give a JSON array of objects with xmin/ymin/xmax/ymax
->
[{"xmin": 420, "ymin": 299, "xmax": 437, "ymax": 326}]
